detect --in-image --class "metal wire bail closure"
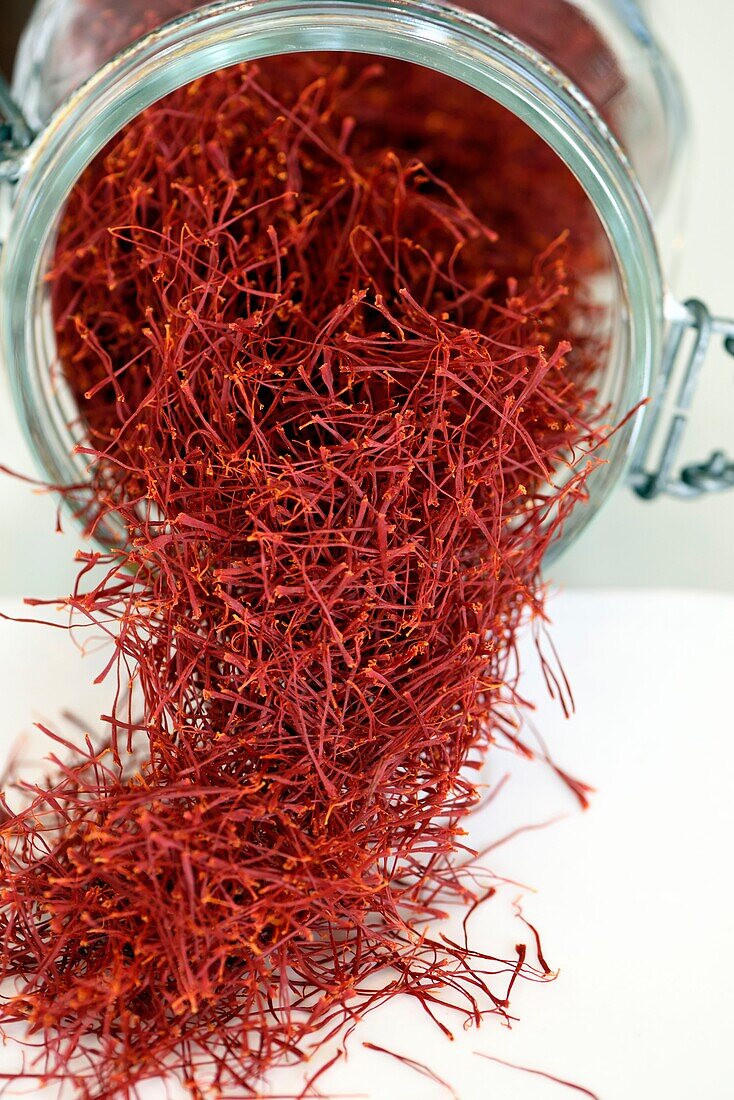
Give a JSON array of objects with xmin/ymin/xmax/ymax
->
[{"xmin": 630, "ymin": 299, "xmax": 734, "ymax": 500}]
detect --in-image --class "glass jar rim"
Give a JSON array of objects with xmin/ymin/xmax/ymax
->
[{"xmin": 0, "ymin": 0, "xmax": 665, "ymax": 556}]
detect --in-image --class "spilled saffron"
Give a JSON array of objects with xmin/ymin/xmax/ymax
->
[{"xmin": 0, "ymin": 57, "xmax": 612, "ymax": 1098}]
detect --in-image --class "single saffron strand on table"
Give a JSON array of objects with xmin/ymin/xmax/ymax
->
[{"xmin": 476, "ymin": 1051, "xmax": 602, "ymax": 1099}]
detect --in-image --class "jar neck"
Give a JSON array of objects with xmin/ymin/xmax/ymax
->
[{"xmin": 1, "ymin": 0, "xmax": 665, "ymax": 555}]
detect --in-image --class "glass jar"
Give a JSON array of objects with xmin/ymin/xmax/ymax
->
[{"xmin": 1, "ymin": 0, "xmax": 732, "ymax": 555}]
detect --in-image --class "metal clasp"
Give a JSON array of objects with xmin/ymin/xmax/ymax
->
[
  {"xmin": 630, "ymin": 298, "xmax": 734, "ymax": 500},
  {"xmin": 0, "ymin": 76, "xmax": 34, "ymax": 182}
]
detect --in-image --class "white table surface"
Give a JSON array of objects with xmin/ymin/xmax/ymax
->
[{"xmin": 1, "ymin": 589, "xmax": 732, "ymax": 1099}]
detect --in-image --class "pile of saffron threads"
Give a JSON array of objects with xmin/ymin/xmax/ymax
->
[{"xmin": 0, "ymin": 60, "xmax": 611, "ymax": 1098}]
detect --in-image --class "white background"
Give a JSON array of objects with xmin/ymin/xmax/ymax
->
[{"xmin": 555, "ymin": 0, "xmax": 734, "ymax": 592}]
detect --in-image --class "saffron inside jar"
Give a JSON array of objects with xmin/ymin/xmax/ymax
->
[{"xmin": 1, "ymin": 56, "xmax": 613, "ymax": 1098}]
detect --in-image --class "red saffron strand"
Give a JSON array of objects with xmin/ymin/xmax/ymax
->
[
  {"xmin": 475, "ymin": 1051, "xmax": 602, "ymax": 1099},
  {"xmin": 362, "ymin": 1043, "xmax": 460, "ymax": 1100}
]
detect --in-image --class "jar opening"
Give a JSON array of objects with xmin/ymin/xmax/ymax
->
[
  {"xmin": 2, "ymin": 0, "xmax": 663, "ymax": 556},
  {"xmin": 38, "ymin": 54, "xmax": 624, "ymax": 549}
]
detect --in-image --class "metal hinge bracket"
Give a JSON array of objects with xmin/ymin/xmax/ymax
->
[{"xmin": 630, "ymin": 298, "xmax": 734, "ymax": 500}]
